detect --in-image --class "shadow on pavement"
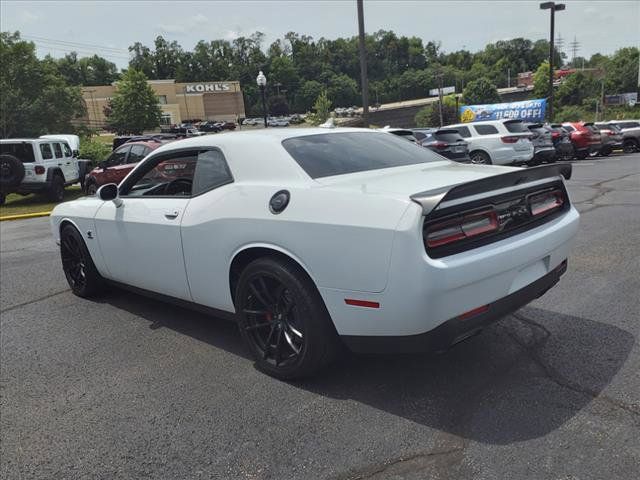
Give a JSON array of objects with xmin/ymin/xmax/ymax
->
[{"xmin": 98, "ymin": 290, "xmax": 634, "ymax": 445}]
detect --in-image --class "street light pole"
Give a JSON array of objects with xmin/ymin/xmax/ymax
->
[
  {"xmin": 256, "ymin": 71, "xmax": 268, "ymax": 128},
  {"xmin": 540, "ymin": 2, "xmax": 565, "ymax": 122},
  {"xmin": 357, "ymin": 0, "xmax": 370, "ymax": 128}
]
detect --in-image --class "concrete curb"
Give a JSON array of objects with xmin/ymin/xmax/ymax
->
[{"xmin": 0, "ymin": 211, "xmax": 52, "ymax": 221}]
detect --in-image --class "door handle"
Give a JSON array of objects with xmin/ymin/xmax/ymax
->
[
  {"xmin": 58, "ymin": 163, "xmax": 63, "ymax": 166},
  {"xmin": 164, "ymin": 210, "xmax": 180, "ymax": 219},
  {"xmin": 66, "ymin": 162, "xmax": 71, "ymax": 165}
]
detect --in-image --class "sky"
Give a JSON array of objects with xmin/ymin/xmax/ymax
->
[{"xmin": 1, "ymin": 0, "xmax": 638, "ymax": 70}]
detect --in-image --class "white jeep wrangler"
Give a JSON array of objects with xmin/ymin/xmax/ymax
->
[{"xmin": 0, "ymin": 137, "xmax": 89, "ymax": 205}]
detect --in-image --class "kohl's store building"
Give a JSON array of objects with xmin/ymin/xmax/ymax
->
[{"xmin": 80, "ymin": 79, "xmax": 246, "ymax": 129}]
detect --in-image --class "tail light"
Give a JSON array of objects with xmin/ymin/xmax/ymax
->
[
  {"xmin": 551, "ymin": 131, "xmax": 560, "ymax": 139},
  {"xmin": 425, "ymin": 210, "xmax": 498, "ymax": 248},
  {"xmin": 529, "ymin": 190, "xmax": 564, "ymax": 216},
  {"xmin": 501, "ymin": 136, "xmax": 521, "ymax": 144},
  {"xmin": 428, "ymin": 141, "xmax": 449, "ymax": 150},
  {"xmin": 34, "ymin": 165, "xmax": 45, "ymax": 175}
]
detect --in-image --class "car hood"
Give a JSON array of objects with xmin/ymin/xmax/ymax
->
[{"xmin": 313, "ymin": 160, "xmax": 519, "ymax": 198}]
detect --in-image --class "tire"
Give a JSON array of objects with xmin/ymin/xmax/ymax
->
[
  {"xmin": 235, "ymin": 257, "xmax": 340, "ymax": 380},
  {"xmin": 86, "ymin": 181, "xmax": 98, "ymax": 196},
  {"xmin": 47, "ymin": 174, "xmax": 65, "ymax": 202},
  {"xmin": 0, "ymin": 154, "xmax": 26, "ymax": 188},
  {"xmin": 575, "ymin": 150, "xmax": 588, "ymax": 160},
  {"xmin": 469, "ymin": 150, "xmax": 492, "ymax": 165},
  {"xmin": 60, "ymin": 224, "xmax": 105, "ymax": 297},
  {"xmin": 623, "ymin": 139, "xmax": 638, "ymax": 154},
  {"xmin": 600, "ymin": 146, "xmax": 611, "ymax": 157}
]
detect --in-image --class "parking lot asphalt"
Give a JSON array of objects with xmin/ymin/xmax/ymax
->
[{"xmin": 1, "ymin": 153, "xmax": 639, "ymax": 480}]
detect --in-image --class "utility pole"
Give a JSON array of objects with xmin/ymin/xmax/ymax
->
[
  {"xmin": 357, "ymin": 0, "xmax": 369, "ymax": 128},
  {"xmin": 540, "ymin": 2, "xmax": 565, "ymax": 122},
  {"xmin": 437, "ymin": 72, "xmax": 444, "ymax": 127},
  {"xmin": 507, "ymin": 68, "xmax": 511, "ymax": 88},
  {"xmin": 569, "ymin": 35, "xmax": 580, "ymax": 67}
]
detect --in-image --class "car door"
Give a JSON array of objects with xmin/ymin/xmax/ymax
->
[
  {"xmin": 93, "ymin": 148, "xmax": 200, "ymax": 300},
  {"xmin": 52, "ymin": 142, "xmax": 73, "ymax": 182},
  {"xmin": 111, "ymin": 143, "xmax": 147, "ymax": 184}
]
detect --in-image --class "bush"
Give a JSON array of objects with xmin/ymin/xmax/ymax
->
[
  {"xmin": 79, "ymin": 137, "xmax": 111, "ymax": 164},
  {"xmin": 307, "ymin": 90, "xmax": 332, "ymax": 125}
]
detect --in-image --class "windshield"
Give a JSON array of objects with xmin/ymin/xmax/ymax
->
[{"xmin": 282, "ymin": 132, "xmax": 442, "ymax": 178}]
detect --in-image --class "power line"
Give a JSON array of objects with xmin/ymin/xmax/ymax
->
[
  {"xmin": 22, "ymin": 34, "xmax": 129, "ymax": 53},
  {"xmin": 32, "ymin": 43, "xmax": 130, "ymax": 61}
]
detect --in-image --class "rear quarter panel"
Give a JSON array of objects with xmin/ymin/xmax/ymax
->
[{"xmin": 180, "ymin": 183, "xmax": 411, "ymax": 311}]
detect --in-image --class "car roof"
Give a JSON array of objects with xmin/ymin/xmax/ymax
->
[
  {"xmin": 0, "ymin": 138, "xmax": 67, "ymax": 144},
  {"xmin": 146, "ymin": 127, "xmax": 380, "ymax": 184}
]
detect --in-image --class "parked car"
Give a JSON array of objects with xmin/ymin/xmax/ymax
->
[
  {"xmin": 50, "ymin": 128, "xmax": 579, "ymax": 379},
  {"xmin": 606, "ymin": 120, "xmax": 640, "ymax": 153},
  {"xmin": 446, "ymin": 119, "xmax": 534, "ymax": 165},
  {"xmin": 546, "ymin": 124, "xmax": 574, "ymax": 161},
  {"xmin": 199, "ymin": 121, "xmax": 222, "ymax": 133},
  {"xmin": 380, "ymin": 127, "xmax": 418, "ymax": 143},
  {"xmin": 561, "ymin": 122, "xmax": 602, "ymax": 159},
  {"xmin": 594, "ymin": 123, "xmax": 624, "ymax": 156},
  {"xmin": 1, "ymin": 138, "xmax": 85, "ymax": 204},
  {"xmin": 525, "ymin": 123, "xmax": 556, "ymax": 165},
  {"xmin": 268, "ymin": 118, "xmax": 290, "ymax": 127},
  {"xmin": 84, "ymin": 138, "xmax": 172, "ymax": 195},
  {"xmin": 242, "ymin": 118, "xmax": 260, "ymax": 126},
  {"xmin": 412, "ymin": 128, "xmax": 470, "ymax": 162}
]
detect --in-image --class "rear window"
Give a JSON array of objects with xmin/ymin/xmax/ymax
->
[
  {"xmin": 454, "ymin": 126, "xmax": 471, "ymax": 138},
  {"xmin": 282, "ymin": 132, "xmax": 441, "ymax": 179},
  {"xmin": 434, "ymin": 131, "xmax": 463, "ymax": 142},
  {"xmin": 0, "ymin": 143, "xmax": 36, "ymax": 162},
  {"xmin": 474, "ymin": 124, "xmax": 499, "ymax": 135},
  {"xmin": 562, "ymin": 125, "xmax": 575, "ymax": 132},
  {"xmin": 504, "ymin": 121, "xmax": 529, "ymax": 133}
]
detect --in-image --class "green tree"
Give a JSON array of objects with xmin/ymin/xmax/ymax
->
[
  {"xmin": 294, "ymin": 80, "xmax": 323, "ymax": 112},
  {"xmin": 105, "ymin": 69, "xmax": 161, "ymax": 135},
  {"xmin": 327, "ymin": 73, "xmax": 359, "ymax": 107},
  {"xmin": 533, "ymin": 61, "xmax": 550, "ymax": 99},
  {"xmin": 462, "ymin": 77, "xmax": 500, "ymax": 105},
  {"xmin": 415, "ymin": 102, "xmax": 458, "ymax": 127},
  {"xmin": 555, "ymin": 71, "xmax": 599, "ymax": 107},
  {"xmin": 307, "ymin": 90, "xmax": 331, "ymax": 125},
  {"xmin": 268, "ymin": 95, "xmax": 289, "ymax": 116},
  {"xmin": 0, "ymin": 32, "xmax": 85, "ymax": 138}
]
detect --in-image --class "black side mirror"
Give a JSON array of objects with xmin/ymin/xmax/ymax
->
[
  {"xmin": 97, "ymin": 183, "xmax": 122, "ymax": 207},
  {"xmin": 99, "ymin": 161, "xmax": 108, "ymax": 170}
]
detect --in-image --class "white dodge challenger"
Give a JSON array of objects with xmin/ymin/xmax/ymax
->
[{"xmin": 51, "ymin": 128, "xmax": 579, "ymax": 379}]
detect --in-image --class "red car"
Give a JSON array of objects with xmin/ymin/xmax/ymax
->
[
  {"xmin": 561, "ymin": 122, "xmax": 602, "ymax": 159},
  {"xmin": 84, "ymin": 139, "xmax": 170, "ymax": 194}
]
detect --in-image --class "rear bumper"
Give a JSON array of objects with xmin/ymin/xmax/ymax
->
[
  {"xmin": 342, "ymin": 259, "xmax": 567, "ymax": 354},
  {"xmin": 534, "ymin": 148, "xmax": 556, "ymax": 161}
]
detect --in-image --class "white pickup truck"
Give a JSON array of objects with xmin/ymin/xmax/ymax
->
[{"xmin": 0, "ymin": 135, "xmax": 91, "ymax": 205}]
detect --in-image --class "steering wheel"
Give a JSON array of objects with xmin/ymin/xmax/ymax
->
[{"xmin": 164, "ymin": 177, "xmax": 192, "ymax": 195}]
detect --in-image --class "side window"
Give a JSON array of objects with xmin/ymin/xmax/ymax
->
[
  {"xmin": 563, "ymin": 125, "xmax": 575, "ymax": 132},
  {"xmin": 127, "ymin": 144, "xmax": 147, "ymax": 164},
  {"xmin": 123, "ymin": 151, "xmax": 198, "ymax": 197},
  {"xmin": 107, "ymin": 146, "xmax": 130, "ymax": 166},
  {"xmin": 40, "ymin": 143, "xmax": 53, "ymax": 160},
  {"xmin": 455, "ymin": 126, "xmax": 471, "ymax": 138},
  {"xmin": 62, "ymin": 143, "xmax": 72, "ymax": 157},
  {"xmin": 474, "ymin": 125, "xmax": 499, "ymax": 135},
  {"xmin": 122, "ymin": 149, "xmax": 232, "ymax": 198},
  {"xmin": 192, "ymin": 149, "xmax": 233, "ymax": 195},
  {"xmin": 53, "ymin": 143, "xmax": 63, "ymax": 158}
]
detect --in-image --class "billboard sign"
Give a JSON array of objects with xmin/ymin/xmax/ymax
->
[
  {"xmin": 429, "ymin": 86, "xmax": 455, "ymax": 96},
  {"xmin": 184, "ymin": 83, "xmax": 231, "ymax": 93},
  {"xmin": 604, "ymin": 92, "xmax": 637, "ymax": 106},
  {"xmin": 459, "ymin": 98, "xmax": 547, "ymax": 123}
]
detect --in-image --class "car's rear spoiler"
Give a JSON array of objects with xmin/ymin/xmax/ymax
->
[{"xmin": 410, "ymin": 163, "xmax": 572, "ymax": 215}]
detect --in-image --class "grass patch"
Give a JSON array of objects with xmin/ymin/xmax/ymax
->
[{"xmin": 1, "ymin": 185, "xmax": 85, "ymax": 217}]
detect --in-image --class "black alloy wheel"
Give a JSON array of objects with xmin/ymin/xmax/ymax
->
[
  {"xmin": 236, "ymin": 257, "xmax": 340, "ymax": 379},
  {"xmin": 242, "ymin": 275, "xmax": 304, "ymax": 367},
  {"xmin": 86, "ymin": 182, "xmax": 98, "ymax": 195},
  {"xmin": 60, "ymin": 225, "xmax": 104, "ymax": 297}
]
